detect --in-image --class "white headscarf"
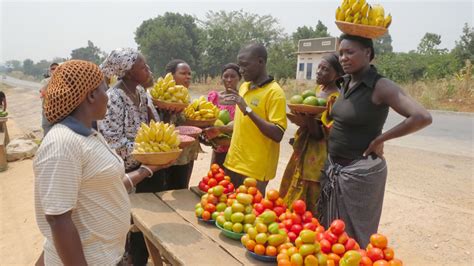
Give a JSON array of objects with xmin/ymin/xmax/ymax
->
[{"xmin": 100, "ymin": 48, "xmax": 139, "ymax": 78}]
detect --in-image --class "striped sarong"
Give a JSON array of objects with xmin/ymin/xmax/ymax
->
[{"xmin": 319, "ymin": 155, "xmax": 387, "ymax": 247}]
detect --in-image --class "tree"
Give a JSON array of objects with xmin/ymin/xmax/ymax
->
[
  {"xmin": 452, "ymin": 23, "xmax": 474, "ymax": 64},
  {"xmin": 135, "ymin": 12, "xmax": 202, "ymax": 77},
  {"xmin": 417, "ymin": 33, "xmax": 447, "ymax": 55},
  {"xmin": 5, "ymin": 60, "xmax": 21, "ymax": 71},
  {"xmin": 292, "ymin": 20, "xmax": 330, "ymax": 44},
  {"xmin": 267, "ymin": 37, "xmax": 297, "ymax": 80},
  {"xmin": 199, "ymin": 10, "xmax": 283, "ymax": 77},
  {"xmin": 374, "ymin": 32, "xmax": 393, "ymax": 55},
  {"xmin": 23, "ymin": 59, "xmax": 35, "ymax": 76},
  {"xmin": 70, "ymin": 40, "xmax": 104, "ymax": 65}
]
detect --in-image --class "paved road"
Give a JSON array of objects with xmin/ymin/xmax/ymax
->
[{"xmin": 1, "ymin": 75, "xmax": 42, "ymax": 91}]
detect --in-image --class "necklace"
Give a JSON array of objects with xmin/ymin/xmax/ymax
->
[{"xmin": 122, "ymin": 81, "xmax": 143, "ymax": 109}]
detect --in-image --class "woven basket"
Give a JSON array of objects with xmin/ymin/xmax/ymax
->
[
  {"xmin": 151, "ymin": 98, "xmax": 188, "ymax": 112},
  {"xmin": 335, "ymin": 21, "xmax": 387, "ymax": 39},
  {"xmin": 176, "ymin": 126, "xmax": 202, "ymax": 138},
  {"xmin": 178, "ymin": 135, "xmax": 196, "ymax": 149},
  {"xmin": 288, "ymin": 104, "xmax": 326, "ymax": 115},
  {"xmin": 132, "ymin": 150, "xmax": 182, "ymax": 166},
  {"xmin": 183, "ymin": 118, "xmax": 216, "ymax": 128}
]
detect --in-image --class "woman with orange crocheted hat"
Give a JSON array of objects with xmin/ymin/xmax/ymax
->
[{"xmin": 33, "ymin": 60, "xmax": 168, "ymax": 265}]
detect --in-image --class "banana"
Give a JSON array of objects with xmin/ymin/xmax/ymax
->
[
  {"xmin": 336, "ymin": 7, "xmax": 345, "ymax": 21},
  {"xmin": 372, "ymin": 4, "xmax": 385, "ymax": 18},
  {"xmin": 345, "ymin": 7, "xmax": 352, "ymax": 19},
  {"xmin": 345, "ymin": 16, "xmax": 354, "ymax": 23},
  {"xmin": 351, "ymin": 1, "xmax": 362, "ymax": 13},
  {"xmin": 384, "ymin": 13, "xmax": 392, "ymax": 28},
  {"xmin": 361, "ymin": 17, "xmax": 369, "ymax": 25},
  {"xmin": 360, "ymin": 3, "xmax": 369, "ymax": 17},
  {"xmin": 376, "ymin": 16, "xmax": 385, "ymax": 27}
]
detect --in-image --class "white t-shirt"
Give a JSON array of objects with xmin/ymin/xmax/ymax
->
[{"xmin": 34, "ymin": 120, "xmax": 130, "ymax": 265}]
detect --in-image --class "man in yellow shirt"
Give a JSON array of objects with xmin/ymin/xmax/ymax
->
[{"xmin": 224, "ymin": 43, "xmax": 287, "ymax": 193}]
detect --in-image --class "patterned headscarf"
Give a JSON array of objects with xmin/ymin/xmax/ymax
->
[{"xmin": 100, "ymin": 48, "xmax": 139, "ymax": 78}]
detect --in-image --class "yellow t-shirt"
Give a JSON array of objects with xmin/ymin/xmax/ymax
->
[{"xmin": 224, "ymin": 80, "xmax": 287, "ymax": 181}]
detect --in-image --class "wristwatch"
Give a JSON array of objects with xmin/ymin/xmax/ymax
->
[{"xmin": 244, "ymin": 106, "xmax": 253, "ymax": 116}]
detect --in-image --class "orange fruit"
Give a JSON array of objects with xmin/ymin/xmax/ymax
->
[
  {"xmin": 374, "ymin": 260, "xmax": 389, "ymax": 266},
  {"xmin": 246, "ymin": 240, "xmax": 256, "ymax": 251},
  {"xmin": 254, "ymin": 244, "xmax": 266, "ymax": 255},
  {"xmin": 370, "ymin": 234, "xmax": 388, "ymax": 249},
  {"xmin": 247, "ymin": 187, "xmax": 258, "ymax": 195},
  {"xmin": 277, "ymin": 259, "xmax": 291, "ymax": 266},
  {"xmin": 277, "ymin": 253, "xmax": 289, "ymax": 261},
  {"xmin": 265, "ymin": 245, "xmax": 277, "ymax": 256}
]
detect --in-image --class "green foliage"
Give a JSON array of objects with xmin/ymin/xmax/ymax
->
[
  {"xmin": 5, "ymin": 60, "xmax": 21, "ymax": 71},
  {"xmin": 267, "ymin": 37, "xmax": 297, "ymax": 80},
  {"xmin": 292, "ymin": 20, "xmax": 330, "ymax": 44},
  {"xmin": 417, "ymin": 33, "xmax": 447, "ymax": 55},
  {"xmin": 452, "ymin": 23, "xmax": 474, "ymax": 65},
  {"xmin": 199, "ymin": 10, "xmax": 283, "ymax": 77},
  {"xmin": 70, "ymin": 40, "xmax": 105, "ymax": 65},
  {"xmin": 135, "ymin": 12, "xmax": 202, "ymax": 77},
  {"xmin": 374, "ymin": 32, "xmax": 393, "ymax": 55}
]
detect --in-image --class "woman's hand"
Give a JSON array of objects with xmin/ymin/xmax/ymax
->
[
  {"xmin": 363, "ymin": 137, "xmax": 384, "ymax": 159},
  {"xmin": 143, "ymin": 161, "xmax": 175, "ymax": 172}
]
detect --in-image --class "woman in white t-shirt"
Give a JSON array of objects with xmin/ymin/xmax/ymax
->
[{"xmin": 34, "ymin": 60, "xmax": 170, "ymax": 265}]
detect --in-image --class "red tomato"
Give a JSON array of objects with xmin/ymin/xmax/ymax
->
[
  {"xmin": 344, "ymin": 238, "xmax": 356, "ymax": 251},
  {"xmin": 373, "ymin": 260, "xmax": 389, "ymax": 266},
  {"xmin": 327, "ymin": 253, "xmax": 341, "ymax": 264},
  {"xmin": 315, "ymin": 225, "xmax": 325, "ymax": 234},
  {"xmin": 208, "ymin": 170, "xmax": 214, "ymax": 178},
  {"xmin": 205, "ymin": 203, "xmax": 216, "ymax": 213},
  {"xmin": 337, "ymin": 232, "xmax": 349, "ymax": 244},
  {"xmin": 266, "ymin": 189, "xmax": 280, "ymax": 201},
  {"xmin": 290, "ymin": 224, "xmax": 303, "ymax": 236},
  {"xmin": 215, "ymin": 173, "xmax": 225, "ymax": 182},
  {"xmin": 330, "ymin": 219, "xmax": 345, "ymax": 235},
  {"xmin": 383, "ymin": 247, "xmax": 395, "ymax": 261},
  {"xmin": 367, "ymin": 247, "xmax": 385, "ymax": 262},
  {"xmin": 358, "ymin": 249, "xmax": 368, "ymax": 257},
  {"xmin": 218, "ymin": 168, "xmax": 225, "ymax": 174},
  {"xmin": 227, "ymin": 183, "xmax": 234, "ymax": 193},
  {"xmin": 208, "ymin": 178, "xmax": 217, "ymax": 187},
  {"xmin": 290, "ymin": 213, "xmax": 302, "ymax": 225},
  {"xmin": 207, "ymin": 194, "xmax": 218, "ymax": 205},
  {"xmin": 203, "ymin": 176, "xmax": 210, "ymax": 184},
  {"xmin": 316, "ymin": 232, "xmax": 325, "ymax": 242},
  {"xmin": 223, "ymin": 188, "xmax": 229, "ymax": 194},
  {"xmin": 219, "ymin": 180, "xmax": 229, "ymax": 187},
  {"xmin": 331, "ymin": 243, "xmax": 345, "ymax": 255},
  {"xmin": 370, "ymin": 234, "xmax": 388, "ymax": 249},
  {"xmin": 254, "ymin": 203, "xmax": 265, "ymax": 214},
  {"xmin": 324, "ymin": 231, "xmax": 339, "ymax": 245},
  {"xmin": 201, "ymin": 211, "xmax": 211, "ymax": 220},
  {"xmin": 224, "ymin": 175, "xmax": 231, "ymax": 181},
  {"xmin": 311, "ymin": 217, "xmax": 320, "ymax": 226},
  {"xmin": 278, "ymin": 222, "xmax": 286, "ymax": 229},
  {"xmin": 198, "ymin": 181, "xmax": 207, "ymax": 191},
  {"xmin": 287, "ymin": 231, "xmax": 297, "ymax": 242},
  {"xmin": 302, "ymin": 211, "xmax": 313, "ymax": 223},
  {"xmin": 274, "ymin": 197, "xmax": 285, "ymax": 207},
  {"xmin": 261, "ymin": 199, "xmax": 274, "ymax": 210},
  {"xmin": 203, "ymin": 185, "xmax": 210, "ymax": 192},
  {"xmin": 303, "ymin": 222, "xmax": 316, "ymax": 231},
  {"xmin": 273, "ymin": 206, "xmax": 285, "ymax": 217},
  {"xmin": 360, "ymin": 256, "xmax": 373, "ymax": 266},
  {"xmin": 320, "ymin": 239, "xmax": 332, "ymax": 253},
  {"xmin": 283, "ymin": 219, "xmax": 293, "ymax": 230},
  {"xmin": 247, "ymin": 186, "xmax": 258, "ymax": 196},
  {"xmin": 253, "ymin": 193, "xmax": 263, "ymax": 203},
  {"xmin": 291, "ymin": 200, "xmax": 306, "ymax": 215}
]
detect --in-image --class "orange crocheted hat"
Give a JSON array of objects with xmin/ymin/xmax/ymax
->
[{"xmin": 44, "ymin": 60, "xmax": 104, "ymax": 124}]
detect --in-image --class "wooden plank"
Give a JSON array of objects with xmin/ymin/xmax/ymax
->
[
  {"xmin": 157, "ymin": 190, "xmax": 268, "ymax": 265},
  {"xmin": 144, "ymin": 236, "xmax": 163, "ymax": 266},
  {"xmin": 129, "ymin": 193, "xmax": 241, "ymax": 266}
]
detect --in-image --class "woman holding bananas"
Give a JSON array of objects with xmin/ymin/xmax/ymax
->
[
  {"xmin": 319, "ymin": 34, "xmax": 432, "ymax": 247},
  {"xmin": 99, "ymin": 48, "xmax": 175, "ymax": 265}
]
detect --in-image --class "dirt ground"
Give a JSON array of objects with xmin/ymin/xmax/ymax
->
[{"xmin": 0, "ymin": 85, "xmax": 472, "ymax": 265}]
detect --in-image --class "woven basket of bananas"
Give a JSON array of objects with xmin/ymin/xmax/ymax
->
[
  {"xmin": 335, "ymin": 0, "xmax": 391, "ymax": 39},
  {"xmin": 149, "ymin": 73, "xmax": 191, "ymax": 111},
  {"xmin": 152, "ymin": 98, "xmax": 188, "ymax": 112},
  {"xmin": 183, "ymin": 96, "xmax": 220, "ymax": 128},
  {"xmin": 132, "ymin": 150, "xmax": 182, "ymax": 166}
]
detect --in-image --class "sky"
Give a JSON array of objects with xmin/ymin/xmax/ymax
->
[{"xmin": 0, "ymin": 0, "xmax": 472, "ymax": 63}]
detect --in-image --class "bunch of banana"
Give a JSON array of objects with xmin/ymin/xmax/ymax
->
[
  {"xmin": 184, "ymin": 96, "xmax": 219, "ymax": 121},
  {"xmin": 336, "ymin": 0, "xmax": 392, "ymax": 28},
  {"xmin": 149, "ymin": 72, "xmax": 190, "ymax": 104},
  {"xmin": 133, "ymin": 120, "xmax": 181, "ymax": 153}
]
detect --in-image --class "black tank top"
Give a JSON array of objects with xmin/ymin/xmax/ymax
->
[{"xmin": 328, "ymin": 66, "xmax": 389, "ymax": 160}]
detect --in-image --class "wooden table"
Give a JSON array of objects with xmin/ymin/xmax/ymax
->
[{"xmin": 130, "ymin": 189, "xmax": 271, "ymax": 265}]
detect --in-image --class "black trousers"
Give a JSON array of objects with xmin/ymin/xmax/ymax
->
[{"xmin": 128, "ymin": 162, "xmax": 194, "ymax": 265}]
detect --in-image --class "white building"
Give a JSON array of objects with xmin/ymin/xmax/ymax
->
[{"xmin": 296, "ymin": 37, "xmax": 338, "ymax": 80}]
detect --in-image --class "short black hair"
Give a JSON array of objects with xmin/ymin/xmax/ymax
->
[
  {"xmin": 240, "ymin": 43, "xmax": 268, "ymax": 63},
  {"xmin": 339, "ymin": 34, "xmax": 375, "ymax": 61},
  {"xmin": 221, "ymin": 63, "xmax": 241, "ymax": 78},
  {"xmin": 322, "ymin": 53, "xmax": 344, "ymax": 77},
  {"xmin": 50, "ymin": 62, "xmax": 59, "ymax": 68},
  {"xmin": 165, "ymin": 59, "xmax": 187, "ymax": 74},
  {"xmin": 0, "ymin": 91, "xmax": 5, "ymax": 100}
]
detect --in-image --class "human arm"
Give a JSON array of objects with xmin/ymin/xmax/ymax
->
[
  {"xmin": 203, "ymin": 121, "xmax": 234, "ymax": 139},
  {"xmin": 226, "ymin": 89, "xmax": 285, "ymax": 142},
  {"xmin": 364, "ymin": 78, "xmax": 433, "ymax": 157},
  {"xmin": 122, "ymin": 163, "xmax": 173, "ymax": 191}
]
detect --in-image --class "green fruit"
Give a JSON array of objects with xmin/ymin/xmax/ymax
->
[
  {"xmin": 300, "ymin": 230, "xmax": 316, "ymax": 244},
  {"xmin": 214, "ymin": 119, "xmax": 225, "ymax": 127},
  {"xmin": 231, "ymin": 212, "xmax": 244, "ymax": 223},
  {"xmin": 216, "ymin": 215, "xmax": 226, "ymax": 226},
  {"xmin": 223, "ymin": 221, "xmax": 233, "ymax": 231},
  {"xmin": 244, "ymin": 213, "xmax": 256, "ymax": 225},
  {"xmin": 213, "ymin": 185, "xmax": 224, "ymax": 196},
  {"xmin": 290, "ymin": 95, "xmax": 304, "ymax": 104},
  {"xmin": 195, "ymin": 203, "xmax": 202, "ymax": 209},
  {"xmin": 317, "ymin": 253, "xmax": 327, "ymax": 265},
  {"xmin": 255, "ymin": 233, "xmax": 268, "ymax": 244},
  {"xmin": 260, "ymin": 210, "xmax": 277, "ymax": 224},
  {"xmin": 267, "ymin": 234, "xmax": 286, "ymax": 247},
  {"xmin": 218, "ymin": 110, "xmax": 231, "ymax": 125},
  {"xmin": 317, "ymin": 98, "xmax": 327, "ymax": 106},
  {"xmin": 211, "ymin": 211, "xmax": 219, "ymax": 220},
  {"xmin": 232, "ymin": 223, "xmax": 243, "ymax": 233},
  {"xmin": 268, "ymin": 222, "xmax": 279, "ymax": 234},
  {"xmin": 195, "ymin": 207, "xmax": 204, "ymax": 217},
  {"xmin": 244, "ymin": 205, "xmax": 253, "ymax": 214},
  {"xmin": 232, "ymin": 202, "xmax": 245, "ymax": 213},
  {"xmin": 291, "ymin": 253, "xmax": 304, "ymax": 266},
  {"xmin": 302, "ymin": 96, "xmax": 318, "ymax": 106},
  {"xmin": 299, "ymin": 244, "xmax": 316, "ymax": 257},
  {"xmin": 243, "ymin": 223, "xmax": 253, "ymax": 233},
  {"xmin": 224, "ymin": 207, "xmax": 233, "ymax": 221},
  {"xmin": 216, "ymin": 202, "xmax": 227, "ymax": 212},
  {"xmin": 301, "ymin": 89, "xmax": 316, "ymax": 99},
  {"xmin": 247, "ymin": 227, "xmax": 258, "ymax": 240},
  {"xmin": 236, "ymin": 193, "xmax": 253, "ymax": 205}
]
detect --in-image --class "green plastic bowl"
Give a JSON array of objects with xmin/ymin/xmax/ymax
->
[{"xmin": 215, "ymin": 221, "xmax": 244, "ymax": 240}]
